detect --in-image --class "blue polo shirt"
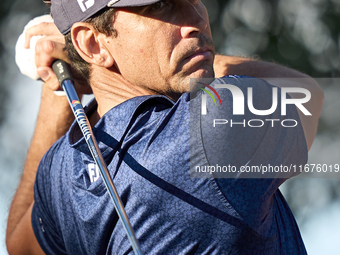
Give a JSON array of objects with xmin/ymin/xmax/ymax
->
[{"xmin": 32, "ymin": 76, "xmax": 308, "ymax": 254}]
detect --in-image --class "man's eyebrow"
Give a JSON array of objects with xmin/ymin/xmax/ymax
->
[
  {"xmin": 117, "ymin": 5, "xmax": 151, "ymax": 14},
  {"xmin": 128, "ymin": 0, "xmax": 167, "ymax": 13}
]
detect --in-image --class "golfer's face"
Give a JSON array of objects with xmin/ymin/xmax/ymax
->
[{"xmin": 108, "ymin": 0, "xmax": 215, "ymax": 98}]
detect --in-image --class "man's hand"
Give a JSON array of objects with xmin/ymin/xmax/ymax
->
[
  {"xmin": 25, "ymin": 21, "xmax": 68, "ymax": 91},
  {"xmin": 25, "ymin": 21, "xmax": 92, "ymax": 95}
]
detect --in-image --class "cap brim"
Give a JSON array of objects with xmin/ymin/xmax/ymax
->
[{"xmin": 109, "ymin": 0, "xmax": 160, "ymax": 7}]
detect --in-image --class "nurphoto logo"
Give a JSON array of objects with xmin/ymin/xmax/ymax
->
[{"xmin": 200, "ymin": 83, "xmax": 312, "ymax": 128}]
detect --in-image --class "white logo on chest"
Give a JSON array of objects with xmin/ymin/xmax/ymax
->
[{"xmin": 88, "ymin": 163, "xmax": 100, "ymax": 183}]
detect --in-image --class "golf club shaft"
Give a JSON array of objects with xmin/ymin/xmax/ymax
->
[{"xmin": 52, "ymin": 60, "xmax": 142, "ymax": 255}]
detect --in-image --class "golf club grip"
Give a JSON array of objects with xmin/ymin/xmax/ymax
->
[{"xmin": 52, "ymin": 60, "xmax": 73, "ymax": 85}]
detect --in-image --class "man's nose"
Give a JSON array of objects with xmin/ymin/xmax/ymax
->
[{"xmin": 180, "ymin": 0, "xmax": 209, "ymax": 38}]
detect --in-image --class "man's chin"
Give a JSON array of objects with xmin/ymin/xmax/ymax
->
[
  {"xmin": 188, "ymin": 65, "xmax": 215, "ymax": 80},
  {"xmin": 175, "ymin": 68, "xmax": 214, "ymax": 94}
]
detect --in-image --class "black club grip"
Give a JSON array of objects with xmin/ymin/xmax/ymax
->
[{"xmin": 52, "ymin": 60, "xmax": 73, "ymax": 85}]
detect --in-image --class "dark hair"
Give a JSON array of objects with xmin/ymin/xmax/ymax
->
[{"xmin": 64, "ymin": 7, "xmax": 117, "ymax": 83}]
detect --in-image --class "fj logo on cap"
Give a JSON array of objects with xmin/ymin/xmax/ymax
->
[{"xmin": 77, "ymin": 0, "xmax": 95, "ymax": 12}]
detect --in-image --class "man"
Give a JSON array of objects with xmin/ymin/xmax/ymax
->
[{"xmin": 6, "ymin": 0, "xmax": 323, "ymax": 254}]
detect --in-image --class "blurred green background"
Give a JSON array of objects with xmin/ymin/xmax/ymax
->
[{"xmin": 0, "ymin": 0, "xmax": 340, "ymax": 254}]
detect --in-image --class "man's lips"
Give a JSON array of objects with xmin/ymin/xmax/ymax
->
[{"xmin": 182, "ymin": 48, "xmax": 214, "ymax": 64}]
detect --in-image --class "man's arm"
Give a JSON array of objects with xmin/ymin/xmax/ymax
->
[
  {"xmin": 6, "ymin": 22, "xmax": 77, "ymax": 254},
  {"xmin": 7, "ymin": 21, "xmax": 93, "ymax": 254},
  {"xmin": 6, "ymin": 85, "xmax": 74, "ymax": 254},
  {"xmin": 213, "ymin": 55, "xmax": 324, "ymax": 150}
]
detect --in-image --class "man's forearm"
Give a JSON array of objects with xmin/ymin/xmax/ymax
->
[
  {"xmin": 213, "ymin": 54, "xmax": 324, "ymax": 150},
  {"xmin": 214, "ymin": 55, "xmax": 311, "ymax": 78},
  {"xmin": 6, "ymin": 86, "xmax": 74, "ymax": 242}
]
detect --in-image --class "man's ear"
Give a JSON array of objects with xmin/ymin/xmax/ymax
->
[{"xmin": 71, "ymin": 23, "xmax": 114, "ymax": 68}]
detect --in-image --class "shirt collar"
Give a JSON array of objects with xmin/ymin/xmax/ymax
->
[{"xmin": 68, "ymin": 95, "xmax": 175, "ymax": 159}]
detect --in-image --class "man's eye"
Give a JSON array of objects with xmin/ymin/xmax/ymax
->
[{"xmin": 150, "ymin": 1, "xmax": 165, "ymax": 10}]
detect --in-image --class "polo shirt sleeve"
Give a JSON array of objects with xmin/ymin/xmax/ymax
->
[
  {"xmin": 31, "ymin": 143, "xmax": 67, "ymax": 255},
  {"xmin": 198, "ymin": 76, "xmax": 308, "ymax": 231}
]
